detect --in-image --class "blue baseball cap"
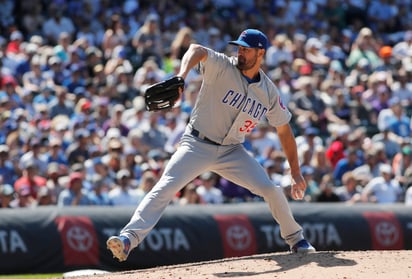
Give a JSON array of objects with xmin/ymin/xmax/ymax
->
[{"xmin": 229, "ymin": 29, "xmax": 269, "ymax": 50}]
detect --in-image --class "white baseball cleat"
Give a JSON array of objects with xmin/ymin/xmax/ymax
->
[
  {"xmin": 107, "ymin": 235, "xmax": 131, "ymax": 262},
  {"xmin": 291, "ymin": 239, "xmax": 316, "ymax": 253}
]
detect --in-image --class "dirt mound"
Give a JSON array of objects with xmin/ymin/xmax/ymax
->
[{"xmin": 80, "ymin": 250, "xmax": 412, "ymax": 279}]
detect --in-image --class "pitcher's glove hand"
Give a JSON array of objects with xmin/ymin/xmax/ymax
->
[{"xmin": 144, "ymin": 76, "xmax": 185, "ymax": 111}]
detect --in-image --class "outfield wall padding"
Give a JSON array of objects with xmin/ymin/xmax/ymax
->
[{"xmin": 0, "ymin": 203, "xmax": 411, "ymax": 274}]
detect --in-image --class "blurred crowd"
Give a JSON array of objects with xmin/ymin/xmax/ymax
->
[{"xmin": 0, "ymin": 0, "xmax": 412, "ymax": 208}]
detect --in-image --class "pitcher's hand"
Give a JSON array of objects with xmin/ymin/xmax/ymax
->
[{"xmin": 290, "ymin": 173, "xmax": 307, "ymax": 200}]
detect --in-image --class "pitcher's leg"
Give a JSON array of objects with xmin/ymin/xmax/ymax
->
[
  {"xmin": 214, "ymin": 145, "xmax": 303, "ymax": 247},
  {"xmin": 120, "ymin": 139, "xmax": 215, "ymax": 249}
]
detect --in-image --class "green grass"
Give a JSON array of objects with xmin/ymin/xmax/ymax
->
[{"xmin": 0, "ymin": 274, "xmax": 62, "ymax": 279}]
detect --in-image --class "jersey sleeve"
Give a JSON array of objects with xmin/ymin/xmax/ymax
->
[
  {"xmin": 199, "ymin": 48, "xmax": 235, "ymax": 84},
  {"xmin": 265, "ymin": 82, "xmax": 292, "ymax": 127}
]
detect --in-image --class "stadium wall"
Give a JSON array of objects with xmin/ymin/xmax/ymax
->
[{"xmin": 0, "ymin": 203, "xmax": 411, "ymax": 274}]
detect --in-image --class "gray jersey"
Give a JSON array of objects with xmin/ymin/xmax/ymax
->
[{"xmin": 188, "ymin": 48, "xmax": 291, "ymax": 145}]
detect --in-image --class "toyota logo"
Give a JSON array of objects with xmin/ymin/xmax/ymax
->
[
  {"xmin": 226, "ymin": 225, "xmax": 251, "ymax": 251},
  {"xmin": 66, "ymin": 226, "xmax": 94, "ymax": 252},
  {"xmin": 375, "ymin": 221, "xmax": 399, "ymax": 247}
]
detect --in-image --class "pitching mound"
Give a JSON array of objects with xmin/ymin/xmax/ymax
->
[{"xmin": 82, "ymin": 250, "xmax": 411, "ymax": 279}]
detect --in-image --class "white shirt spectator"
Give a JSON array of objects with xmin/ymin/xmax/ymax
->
[
  {"xmin": 250, "ymin": 124, "xmax": 281, "ymax": 160},
  {"xmin": 108, "ymin": 187, "xmax": 141, "ymax": 206},
  {"xmin": 196, "ymin": 185, "xmax": 223, "ymax": 204},
  {"xmin": 392, "ymin": 31, "xmax": 412, "ymax": 59},
  {"xmin": 362, "ymin": 176, "xmax": 403, "ymax": 203},
  {"xmin": 362, "ymin": 164, "xmax": 404, "ymax": 203},
  {"xmin": 196, "ymin": 172, "xmax": 224, "ymax": 204},
  {"xmin": 405, "ymin": 186, "xmax": 412, "ymax": 205}
]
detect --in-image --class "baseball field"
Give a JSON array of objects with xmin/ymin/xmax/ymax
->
[{"xmin": 77, "ymin": 250, "xmax": 411, "ymax": 279}]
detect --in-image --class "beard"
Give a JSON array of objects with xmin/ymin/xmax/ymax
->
[{"xmin": 237, "ymin": 54, "xmax": 258, "ymax": 71}]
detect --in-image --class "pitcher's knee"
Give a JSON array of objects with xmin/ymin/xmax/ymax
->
[{"xmin": 256, "ymin": 184, "xmax": 283, "ymax": 200}]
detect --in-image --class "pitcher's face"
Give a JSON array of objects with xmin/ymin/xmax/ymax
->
[{"xmin": 237, "ymin": 46, "xmax": 260, "ymax": 71}]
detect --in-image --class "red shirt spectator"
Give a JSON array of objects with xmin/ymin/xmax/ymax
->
[
  {"xmin": 14, "ymin": 159, "xmax": 47, "ymax": 199},
  {"xmin": 325, "ymin": 141, "xmax": 345, "ymax": 169}
]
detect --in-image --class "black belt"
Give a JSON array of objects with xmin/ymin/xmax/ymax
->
[{"xmin": 190, "ymin": 128, "xmax": 220, "ymax": 145}]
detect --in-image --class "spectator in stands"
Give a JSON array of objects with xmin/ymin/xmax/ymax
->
[
  {"xmin": 300, "ymin": 166, "xmax": 320, "ymax": 202},
  {"xmin": 266, "ymin": 34, "xmax": 293, "ymax": 70},
  {"xmin": 20, "ymin": 1, "xmax": 45, "ymax": 39},
  {"xmin": 352, "ymin": 147, "xmax": 381, "ymax": 184},
  {"xmin": 108, "ymin": 169, "xmax": 140, "ymax": 206},
  {"xmin": 295, "ymin": 126, "xmax": 323, "ymax": 151},
  {"xmin": 163, "ymin": 110, "xmax": 188, "ymax": 154},
  {"xmin": 218, "ymin": 176, "xmax": 259, "ymax": 203},
  {"xmin": 85, "ymin": 157, "xmax": 114, "ymax": 189},
  {"xmin": 0, "ymin": 184, "xmax": 14, "ymax": 208},
  {"xmin": 370, "ymin": 84, "xmax": 392, "ymax": 116},
  {"xmin": 49, "ymin": 86, "xmax": 74, "ymax": 118},
  {"xmin": 325, "ymin": 88, "xmax": 352, "ymax": 126},
  {"xmin": 333, "ymin": 147, "xmax": 363, "ymax": 185},
  {"xmin": 366, "ymin": 0, "xmax": 399, "ymax": 34},
  {"xmin": 325, "ymin": 140, "xmax": 345, "ymax": 169},
  {"xmin": 45, "ymin": 162, "xmax": 66, "ymax": 204},
  {"xmin": 140, "ymin": 112, "xmax": 168, "ymax": 151},
  {"xmin": 335, "ymin": 171, "xmax": 363, "ymax": 203},
  {"xmin": 370, "ymin": 128, "xmax": 401, "ymax": 161},
  {"xmin": 178, "ymin": 183, "xmax": 203, "ymax": 205},
  {"xmin": 44, "ymin": 55, "xmax": 70, "ymax": 86},
  {"xmin": 311, "ymin": 145, "xmax": 333, "ymax": 185},
  {"xmin": 249, "ymin": 121, "xmax": 281, "ymax": 161},
  {"xmin": 391, "ymin": 68, "xmax": 412, "ymax": 106},
  {"xmin": 348, "ymin": 85, "xmax": 378, "ymax": 134},
  {"xmin": 132, "ymin": 13, "xmax": 163, "ymax": 68},
  {"xmin": 361, "ymin": 163, "xmax": 404, "ymax": 203},
  {"xmin": 36, "ymin": 186, "xmax": 53, "ymax": 206},
  {"xmin": 53, "ymin": 32, "xmax": 71, "ymax": 65},
  {"xmin": 33, "ymin": 85, "xmax": 56, "ymax": 106},
  {"xmin": 5, "ymin": 30, "xmax": 24, "ymax": 57},
  {"xmin": 392, "ymin": 145, "xmax": 412, "ymax": 186},
  {"xmin": 405, "ymin": 185, "xmax": 412, "ymax": 206},
  {"xmin": 58, "ymin": 171, "xmax": 94, "ymax": 206},
  {"xmin": 88, "ymin": 174, "xmax": 112, "ymax": 206},
  {"xmin": 105, "ymin": 151, "xmax": 123, "ymax": 184},
  {"xmin": 346, "ymin": 27, "xmax": 380, "ymax": 71},
  {"xmin": 304, "ymin": 37, "xmax": 330, "ymax": 71},
  {"xmin": 0, "ymin": 76, "xmax": 22, "ymax": 110},
  {"xmin": 42, "ymin": 5, "xmax": 75, "ymax": 45},
  {"xmin": 101, "ymin": 14, "xmax": 128, "ymax": 60},
  {"xmin": 63, "ymin": 64, "xmax": 87, "ymax": 94},
  {"xmin": 170, "ymin": 27, "xmax": 195, "ymax": 60},
  {"xmin": 315, "ymin": 174, "xmax": 340, "ymax": 202},
  {"xmin": 14, "ymin": 43, "xmax": 39, "ymax": 83},
  {"xmin": 112, "ymin": 66, "xmax": 139, "ymax": 106},
  {"xmin": 10, "ymin": 185, "xmax": 37, "ymax": 208},
  {"xmin": 0, "ymin": 144, "xmax": 16, "ymax": 185},
  {"xmin": 288, "ymin": 76, "xmax": 327, "ymax": 134},
  {"xmin": 134, "ymin": 170, "xmax": 158, "ymax": 205},
  {"xmin": 375, "ymin": 45, "xmax": 398, "ymax": 73},
  {"xmin": 380, "ymin": 97, "xmax": 411, "ymax": 139},
  {"xmin": 65, "ymin": 128, "xmax": 90, "ymax": 165},
  {"xmin": 205, "ymin": 27, "xmax": 226, "ymax": 53},
  {"xmin": 133, "ymin": 58, "xmax": 165, "ymax": 92},
  {"xmin": 21, "ymin": 55, "xmax": 47, "ymax": 93},
  {"xmin": 196, "ymin": 172, "xmax": 223, "ymax": 204},
  {"xmin": 392, "ymin": 30, "xmax": 412, "ymax": 60},
  {"xmin": 102, "ymin": 104, "xmax": 130, "ymax": 137},
  {"xmin": 14, "ymin": 156, "xmax": 47, "ymax": 200}
]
